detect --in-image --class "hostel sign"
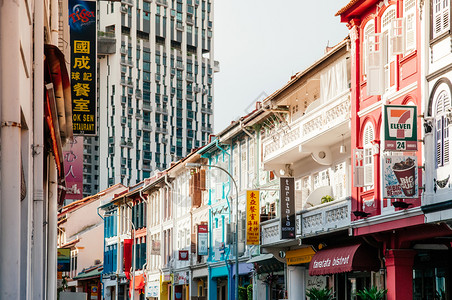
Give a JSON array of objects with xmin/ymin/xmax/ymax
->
[
  {"xmin": 69, "ymin": 0, "xmax": 97, "ymax": 135},
  {"xmin": 384, "ymin": 105, "xmax": 417, "ymax": 151},
  {"xmin": 246, "ymin": 190, "xmax": 260, "ymax": 245}
]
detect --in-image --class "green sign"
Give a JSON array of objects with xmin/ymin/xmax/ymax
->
[{"xmin": 384, "ymin": 105, "xmax": 417, "ymax": 151}]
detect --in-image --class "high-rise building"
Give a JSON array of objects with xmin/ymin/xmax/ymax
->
[{"xmin": 92, "ymin": 0, "xmax": 217, "ymax": 192}]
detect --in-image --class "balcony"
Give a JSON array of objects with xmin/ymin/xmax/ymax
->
[
  {"xmin": 98, "ymin": 31, "xmax": 116, "ymax": 55},
  {"xmin": 142, "ymin": 103, "xmax": 152, "ymax": 111},
  {"xmin": 155, "ymin": 127, "xmax": 168, "ymax": 134},
  {"xmin": 261, "ymin": 216, "xmax": 301, "ymax": 247},
  {"xmin": 201, "ymin": 106, "xmax": 213, "ymax": 114},
  {"xmin": 301, "ymin": 198, "xmax": 351, "ymax": 238},
  {"xmin": 156, "ymin": 0, "xmax": 168, "ymax": 6},
  {"xmin": 136, "ymin": 89, "xmax": 142, "ymax": 99},
  {"xmin": 155, "ymin": 106, "xmax": 168, "ymax": 114},
  {"xmin": 186, "ymin": 74, "xmax": 194, "ymax": 82},
  {"xmin": 262, "ymin": 92, "xmax": 350, "ymax": 166},
  {"xmin": 143, "ymin": 123, "xmax": 152, "ymax": 131}
]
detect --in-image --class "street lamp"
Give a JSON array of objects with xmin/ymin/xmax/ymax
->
[
  {"xmin": 104, "ymin": 211, "xmax": 136, "ymax": 300},
  {"xmin": 185, "ymin": 162, "xmax": 239, "ymax": 300}
]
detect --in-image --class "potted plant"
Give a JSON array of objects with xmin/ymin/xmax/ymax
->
[
  {"xmin": 321, "ymin": 195, "xmax": 334, "ymax": 204},
  {"xmin": 355, "ymin": 287, "xmax": 387, "ymax": 300},
  {"xmin": 306, "ymin": 287, "xmax": 335, "ymax": 300}
]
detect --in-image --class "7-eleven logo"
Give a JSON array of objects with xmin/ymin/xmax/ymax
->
[{"xmin": 388, "ymin": 108, "xmax": 414, "ymax": 139}]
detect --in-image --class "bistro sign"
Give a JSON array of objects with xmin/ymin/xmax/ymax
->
[{"xmin": 280, "ymin": 177, "xmax": 296, "ymax": 239}]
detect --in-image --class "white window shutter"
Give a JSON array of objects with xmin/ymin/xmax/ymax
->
[
  {"xmin": 353, "ymin": 149, "xmax": 365, "ymax": 187},
  {"xmin": 364, "ymin": 164, "xmax": 374, "ymax": 186},
  {"xmin": 391, "ymin": 18, "xmax": 405, "ymax": 55},
  {"xmin": 405, "ymin": 13, "xmax": 416, "ymax": 51},
  {"xmin": 367, "ymin": 34, "xmax": 384, "ymax": 95}
]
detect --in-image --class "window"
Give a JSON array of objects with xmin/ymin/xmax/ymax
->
[
  {"xmin": 404, "ymin": 0, "xmax": 416, "ymax": 52},
  {"xmin": 363, "ymin": 123, "xmax": 375, "ymax": 188},
  {"xmin": 382, "ymin": 7, "xmax": 396, "ymax": 92},
  {"xmin": 433, "ymin": 0, "xmax": 450, "ymax": 38},
  {"xmin": 435, "ymin": 89, "xmax": 451, "ymax": 168}
]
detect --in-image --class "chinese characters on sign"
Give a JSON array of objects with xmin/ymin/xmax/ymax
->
[
  {"xmin": 69, "ymin": 0, "xmax": 97, "ymax": 135},
  {"xmin": 246, "ymin": 190, "xmax": 260, "ymax": 245},
  {"xmin": 63, "ymin": 136, "xmax": 84, "ymax": 201},
  {"xmin": 280, "ymin": 177, "xmax": 296, "ymax": 239},
  {"xmin": 197, "ymin": 224, "xmax": 208, "ymax": 256},
  {"xmin": 383, "ymin": 155, "xmax": 418, "ymax": 198},
  {"xmin": 384, "ymin": 105, "xmax": 417, "ymax": 151}
]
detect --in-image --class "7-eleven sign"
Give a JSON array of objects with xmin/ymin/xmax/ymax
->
[{"xmin": 384, "ymin": 105, "xmax": 417, "ymax": 151}]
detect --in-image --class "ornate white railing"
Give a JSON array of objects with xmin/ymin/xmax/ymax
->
[
  {"xmin": 301, "ymin": 199, "xmax": 350, "ymax": 237},
  {"xmin": 263, "ymin": 92, "xmax": 350, "ymax": 161},
  {"xmin": 261, "ymin": 215, "xmax": 301, "ymax": 246}
]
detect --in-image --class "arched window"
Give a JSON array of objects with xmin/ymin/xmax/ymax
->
[
  {"xmin": 363, "ymin": 123, "xmax": 375, "ymax": 187},
  {"xmin": 434, "ymin": 89, "xmax": 451, "ymax": 168}
]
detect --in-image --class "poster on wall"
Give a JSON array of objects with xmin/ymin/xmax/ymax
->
[
  {"xmin": 246, "ymin": 190, "xmax": 260, "ymax": 245},
  {"xmin": 197, "ymin": 224, "xmax": 208, "ymax": 256},
  {"xmin": 63, "ymin": 136, "xmax": 84, "ymax": 201},
  {"xmin": 69, "ymin": 0, "xmax": 97, "ymax": 135},
  {"xmin": 383, "ymin": 155, "xmax": 418, "ymax": 198},
  {"xmin": 384, "ymin": 105, "xmax": 417, "ymax": 151},
  {"xmin": 280, "ymin": 177, "xmax": 296, "ymax": 239}
]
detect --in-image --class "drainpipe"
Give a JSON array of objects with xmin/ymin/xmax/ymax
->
[
  {"xmin": 47, "ymin": 156, "xmax": 59, "ymax": 300},
  {"xmin": 32, "ymin": 1, "xmax": 45, "ymax": 299},
  {"xmin": 50, "ymin": 0, "xmax": 59, "ymax": 45},
  {"xmin": 0, "ymin": 1, "xmax": 22, "ymax": 299}
]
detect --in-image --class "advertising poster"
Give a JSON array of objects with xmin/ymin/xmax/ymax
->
[
  {"xmin": 383, "ymin": 155, "xmax": 418, "ymax": 198},
  {"xmin": 246, "ymin": 190, "xmax": 260, "ymax": 245},
  {"xmin": 63, "ymin": 136, "xmax": 84, "ymax": 201},
  {"xmin": 384, "ymin": 105, "xmax": 417, "ymax": 151},
  {"xmin": 280, "ymin": 177, "xmax": 296, "ymax": 239},
  {"xmin": 69, "ymin": 0, "xmax": 97, "ymax": 135},
  {"xmin": 197, "ymin": 224, "xmax": 208, "ymax": 256}
]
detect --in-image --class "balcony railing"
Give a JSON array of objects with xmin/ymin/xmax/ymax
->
[
  {"xmin": 261, "ymin": 216, "xmax": 301, "ymax": 246},
  {"xmin": 263, "ymin": 92, "xmax": 350, "ymax": 161},
  {"xmin": 301, "ymin": 198, "xmax": 350, "ymax": 238}
]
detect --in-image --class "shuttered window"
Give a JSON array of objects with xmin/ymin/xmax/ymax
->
[
  {"xmin": 363, "ymin": 123, "xmax": 375, "ymax": 188},
  {"xmin": 435, "ymin": 90, "xmax": 451, "ymax": 168},
  {"xmin": 404, "ymin": 0, "xmax": 416, "ymax": 52},
  {"xmin": 433, "ymin": 0, "xmax": 450, "ymax": 38}
]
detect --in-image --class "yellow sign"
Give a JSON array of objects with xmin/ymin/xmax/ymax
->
[
  {"xmin": 246, "ymin": 190, "xmax": 260, "ymax": 245},
  {"xmin": 286, "ymin": 247, "xmax": 316, "ymax": 265}
]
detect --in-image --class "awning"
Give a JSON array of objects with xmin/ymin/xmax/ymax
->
[
  {"xmin": 286, "ymin": 247, "xmax": 316, "ymax": 265},
  {"xmin": 309, "ymin": 244, "xmax": 379, "ymax": 276},
  {"xmin": 246, "ymin": 254, "xmax": 284, "ymax": 274}
]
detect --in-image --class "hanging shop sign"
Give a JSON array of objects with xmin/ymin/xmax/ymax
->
[
  {"xmin": 384, "ymin": 105, "xmax": 417, "ymax": 151},
  {"xmin": 197, "ymin": 224, "xmax": 208, "ymax": 256},
  {"xmin": 178, "ymin": 250, "xmax": 189, "ymax": 261},
  {"xmin": 57, "ymin": 248, "xmax": 71, "ymax": 272},
  {"xmin": 246, "ymin": 190, "xmax": 260, "ymax": 245},
  {"xmin": 63, "ymin": 136, "xmax": 84, "ymax": 201},
  {"xmin": 383, "ymin": 155, "xmax": 418, "ymax": 198},
  {"xmin": 280, "ymin": 177, "xmax": 296, "ymax": 239},
  {"xmin": 69, "ymin": 0, "xmax": 97, "ymax": 135}
]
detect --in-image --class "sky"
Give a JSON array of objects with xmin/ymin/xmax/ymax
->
[{"xmin": 213, "ymin": 0, "xmax": 350, "ymax": 132}]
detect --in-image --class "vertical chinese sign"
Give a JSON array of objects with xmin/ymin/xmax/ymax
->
[
  {"xmin": 69, "ymin": 0, "xmax": 97, "ymax": 135},
  {"xmin": 246, "ymin": 190, "xmax": 260, "ymax": 245},
  {"xmin": 197, "ymin": 224, "xmax": 208, "ymax": 255},
  {"xmin": 63, "ymin": 136, "xmax": 84, "ymax": 201},
  {"xmin": 280, "ymin": 177, "xmax": 296, "ymax": 239}
]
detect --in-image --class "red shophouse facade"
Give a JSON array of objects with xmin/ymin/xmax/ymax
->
[{"xmin": 338, "ymin": 1, "xmax": 452, "ymax": 299}]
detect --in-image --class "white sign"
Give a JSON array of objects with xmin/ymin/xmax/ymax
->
[{"xmin": 146, "ymin": 281, "xmax": 160, "ymax": 298}]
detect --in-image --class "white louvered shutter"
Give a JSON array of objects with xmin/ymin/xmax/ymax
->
[
  {"xmin": 391, "ymin": 18, "xmax": 405, "ymax": 55},
  {"xmin": 404, "ymin": 0, "xmax": 416, "ymax": 52},
  {"xmin": 353, "ymin": 149, "xmax": 365, "ymax": 187},
  {"xmin": 367, "ymin": 33, "xmax": 384, "ymax": 95},
  {"xmin": 434, "ymin": 0, "xmax": 450, "ymax": 37},
  {"xmin": 363, "ymin": 125, "xmax": 374, "ymax": 186}
]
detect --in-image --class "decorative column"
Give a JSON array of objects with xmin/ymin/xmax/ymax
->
[{"xmin": 385, "ymin": 249, "xmax": 416, "ymax": 300}]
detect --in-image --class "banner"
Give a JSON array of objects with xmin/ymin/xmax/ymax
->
[
  {"xmin": 63, "ymin": 136, "xmax": 84, "ymax": 201},
  {"xmin": 123, "ymin": 239, "xmax": 133, "ymax": 279},
  {"xmin": 197, "ymin": 225, "xmax": 208, "ymax": 256},
  {"xmin": 384, "ymin": 105, "xmax": 417, "ymax": 151},
  {"xmin": 57, "ymin": 248, "xmax": 71, "ymax": 272},
  {"xmin": 383, "ymin": 155, "xmax": 418, "ymax": 198},
  {"xmin": 69, "ymin": 0, "xmax": 97, "ymax": 135},
  {"xmin": 280, "ymin": 177, "xmax": 296, "ymax": 239},
  {"xmin": 246, "ymin": 190, "xmax": 260, "ymax": 245}
]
